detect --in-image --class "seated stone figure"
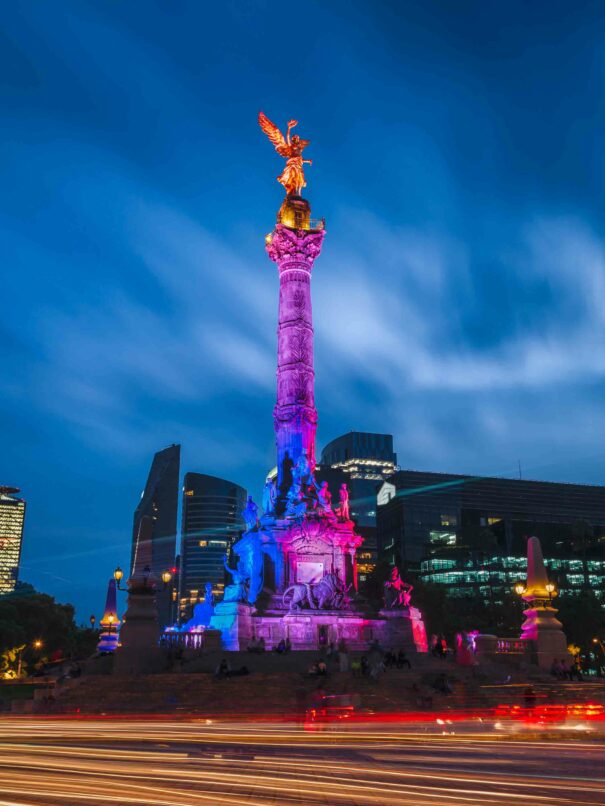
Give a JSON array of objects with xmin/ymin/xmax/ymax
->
[
  {"xmin": 222, "ymin": 555, "xmax": 250, "ymax": 603},
  {"xmin": 285, "ymin": 450, "xmax": 320, "ymax": 518},
  {"xmin": 383, "ymin": 566, "xmax": 413, "ymax": 609}
]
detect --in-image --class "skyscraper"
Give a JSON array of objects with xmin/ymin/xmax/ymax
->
[
  {"xmin": 178, "ymin": 472, "xmax": 246, "ymax": 621},
  {"xmin": 131, "ymin": 444, "xmax": 180, "ymax": 627},
  {"xmin": 0, "ymin": 486, "xmax": 26, "ymax": 595}
]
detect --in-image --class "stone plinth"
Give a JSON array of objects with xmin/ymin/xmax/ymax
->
[
  {"xmin": 114, "ymin": 586, "xmax": 164, "ymax": 675},
  {"xmin": 521, "ymin": 604, "xmax": 570, "ymax": 670},
  {"xmin": 250, "ymin": 611, "xmax": 375, "ymax": 651},
  {"xmin": 209, "ymin": 602, "xmax": 256, "ymax": 651},
  {"xmin": 243, "ymin": 605, "xmax": 429, "ymax": 653},
  {"xmin": 378, "ymin": 607, "xmax": 428, "ymax": 654}
]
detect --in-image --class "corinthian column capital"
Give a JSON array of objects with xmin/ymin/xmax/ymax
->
[{"xmin": 266, "ymin": 224, "xmax": 325, "ymax": 269}]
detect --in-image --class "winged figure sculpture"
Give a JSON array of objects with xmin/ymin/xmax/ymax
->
[{"xmin": 258, "ymin": 111, "xmax": 312, "ymax": 196}]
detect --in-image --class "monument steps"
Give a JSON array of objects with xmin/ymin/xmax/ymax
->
[{"xmin": 48, "ymin": 652, "xmax": 605, "ymax": 716}]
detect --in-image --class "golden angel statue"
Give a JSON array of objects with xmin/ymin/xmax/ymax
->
[{"xmin": 258, "ymin": 111, "xmax": 312, "ymax": 196}]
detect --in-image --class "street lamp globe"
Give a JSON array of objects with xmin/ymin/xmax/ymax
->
[
  {"xmin": 113, "ymin": 566, "xmax": 124, "ymax": 583},
  {"xmin": 514, "ymin": 583, "xmax": 526, "ymax": 596},
  {"xmin": 161, "ymin": 570, "xmax": 172, "ymax": 585}
]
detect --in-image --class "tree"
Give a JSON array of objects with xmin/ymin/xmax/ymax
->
[
  {"xmin": 557, "ymin": 590, "xmax": 605, "ymax": 652},
  {"xmin": 0, "ymin": 582, "xmax": 97, "ymax": 664}
]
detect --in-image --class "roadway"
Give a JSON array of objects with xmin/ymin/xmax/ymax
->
[{"xmin": 0, "ymin": 717, "xmax": 604, "ymax": 805}]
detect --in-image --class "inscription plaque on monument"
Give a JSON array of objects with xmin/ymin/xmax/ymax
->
[{"xmin": 296, "ymin": 561, "xmax": 323, "ymax": 584}]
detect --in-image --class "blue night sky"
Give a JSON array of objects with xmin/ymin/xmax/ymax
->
[{"xmin": 2, "ymin": 1, "xmax": 605, "ymax": 621}]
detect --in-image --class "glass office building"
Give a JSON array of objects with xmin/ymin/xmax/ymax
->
[
  {"xmin": 131, "ymin": 444, "xmax": 180, "ymax": 627},
  {"xmin": 377, "ymin": 469, "xmax": 605, "ymax": 604},
  {"xmin": 0, "ymin": 487, "xmax": 26, "ymax": 595},
  {"xmin": 178, "ymin": 472, "xmax": 247, "ymax": 621}
]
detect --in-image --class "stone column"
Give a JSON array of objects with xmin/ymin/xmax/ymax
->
[{"xmin": 266, "ymin": 217, "xmax": 325, "ymax": 498}]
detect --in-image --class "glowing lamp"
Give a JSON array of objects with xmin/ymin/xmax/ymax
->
[
  {"xmin": 514, "ymin": 583, "xmax": 526, "ymax": 596},
  {"xmin": 33, "ymin": 640, "xmax": 42, "ymax": 650},
  {"xmin": 89, "ymin": 615, "xmax": 96, "ymax": 628},
  {"xmin": 162, "ymin": 570, "xmax": 172, "ymax": 585},
  {"xmin": 108, "ymin": 614, "xmax": 115, "ymax": 625},
  {"xmin": 545, "ymin": 583, "xmax": 556, "ymax": 594},
  {"xmin": 114, "ymin": 566, "xmax": 124, "ymax": 583}
]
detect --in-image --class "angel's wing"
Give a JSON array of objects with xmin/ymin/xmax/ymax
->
[{"xmin": 258, "ymin": 111, "xmax": 289, "ymax": 157}]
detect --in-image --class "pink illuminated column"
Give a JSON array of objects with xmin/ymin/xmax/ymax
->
[{"xmin": 266, "ymin": 223, "xmax": 325, "ymax": 497}]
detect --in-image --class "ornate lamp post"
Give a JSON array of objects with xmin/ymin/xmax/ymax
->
[{"xmin": 113, "ymin": 566, "xmax": 125, "ymax": 590}]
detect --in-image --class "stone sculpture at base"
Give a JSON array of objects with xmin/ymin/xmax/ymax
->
[
  {"xmin": 182, "ymin": 582, "xmax": 214, "ymax": 629},
  {"xmin": 383, "ymin": 566, "xmax": 413, "ymax": 609}
]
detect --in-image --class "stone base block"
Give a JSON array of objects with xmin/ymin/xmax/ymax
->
[
  {"xmin": 114, "ymin": 645, "xmax": 165, "ymax": 675},
  {"xmin": 249, "ymin": 611, "xmax": 376, "ymax": 651},
  {"xmin": 209, "ymin": 602, "xmax": 256, "ymax": 651},
  {"xmin": 377, "ymin": 607, "xmax": 428, "ymax": 653}
]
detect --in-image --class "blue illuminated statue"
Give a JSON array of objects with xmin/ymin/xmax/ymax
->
[{"xmin": 223, "ymin": 554, "xmax": 250, "ymax": 603}]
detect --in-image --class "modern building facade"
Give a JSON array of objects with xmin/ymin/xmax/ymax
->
[
  {"xmin": 0, "ymin": 486, "xmax": 26, "ymax": 596},
  {"xmin": 377, "ymin": 469, "xmax": 605, "ymax": 604},
  {"xmin": 178, "ymin": 472, "xmax": 247, "ymax": 621},
  {"xmin": 317, "ymin": 432, "xmax": 398, "ymax": 583},
  {"xmin": 131, "ymin": 444, "xmax": 180, "ymax": 627}
]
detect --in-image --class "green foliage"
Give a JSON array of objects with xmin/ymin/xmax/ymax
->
[
  {"xmin": 557, "ymin": 590, "xmax": 605, "ymax": 651},
  {"xmin": 0, "ymin": 582, "xmax": 98, "ymax": 664}
]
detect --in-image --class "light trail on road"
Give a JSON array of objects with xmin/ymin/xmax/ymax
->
[{"xmin": 0, "ymin": 718, "xmax": 604, "ymax": 805}]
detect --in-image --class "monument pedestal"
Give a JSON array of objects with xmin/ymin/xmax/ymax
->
[
  {"xmin": 210, "ymin": 602, "xmax": 256, "ymax": 651},
  {"xmin": 378, "ymin": 607, "xmax": 428, "ymax": 654},
  {"xmin": 521, "ymin": 605, "xmax": 570, "ymax": 670},
  {"xmin": 114, "ymin": 587, "xmax": 164, "ymax": 675},
  {"xmin": 519, "ymin": 537, "xmax": 571, "ymax": 670}
]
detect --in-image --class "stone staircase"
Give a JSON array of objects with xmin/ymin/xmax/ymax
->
[{"xmin": 49, "ymin": 650, "xmax": 605, "ymax": 717}]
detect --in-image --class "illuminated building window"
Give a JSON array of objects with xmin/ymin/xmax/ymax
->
[
  {"xmin": 440, "ymin": 515, "xmax": 457, "ymax": 527},
  {"xmin": 429, "ymin": 530, "xmax": 456, "ymax": 546},
  {"xmin": 185, "ymin": 490, "xmax": 194, "ymax": 496},
  {"xmin": 199, "ymin": 540, "xmax": 208, "ymax": 547},
  {"xmin": 487, "ymin": 517, "xmax": 502, "ymax": 526}
]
